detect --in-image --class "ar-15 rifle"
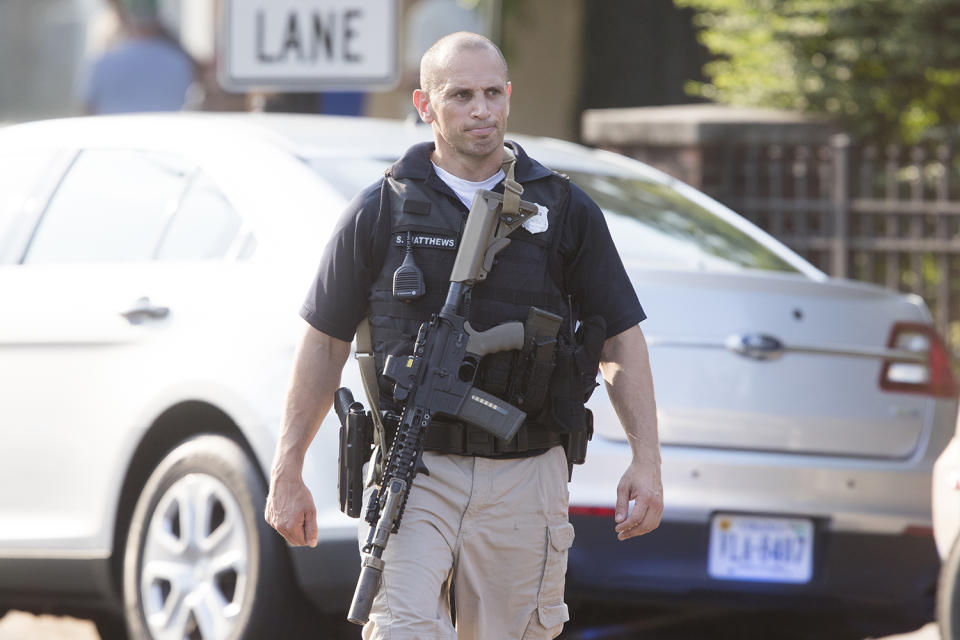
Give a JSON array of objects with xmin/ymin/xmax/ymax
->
[{"xmin": 346, "ymin": 186, "xmax": 540, "ymax": 625}]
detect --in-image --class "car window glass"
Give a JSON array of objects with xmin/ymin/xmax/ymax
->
[
  {"xmin": 24, "ymin": 149, "xmax": 192, "ymax": 264},
  {"xmin": 156, "ymin": 172, "xmax": 242, "ymax": 261},
  {"xmin": 0, "ymin": 150, "xmax": 59, "ymax": 263},
  {"xmin": 305, "ymin": 157, "xmax": 392, "ymax": 198},
  {"xmin": 565, "ymin": 171, "xmax": 799, "ymax": 273},
  {"xmin": 305, "ymin": 157, "xmax": 796, "ymax": 274}
]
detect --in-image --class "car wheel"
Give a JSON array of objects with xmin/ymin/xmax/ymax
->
[
  {"xmin": 91, "ymin": 611, "xmax": 128, "ymax": 640},
  {"xmin": 122, "ymin": 434, "xmax": 295, "ymax": 640},
  {"xmin": 939, "ymin": 535, "xmax": 960, "ymax": 640}
]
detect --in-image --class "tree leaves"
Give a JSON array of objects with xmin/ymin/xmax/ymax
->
[{"xmin": 676, "ymin": 0, "xmax": 960, "ymax": 143}]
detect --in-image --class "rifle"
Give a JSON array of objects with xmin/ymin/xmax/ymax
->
[{"xmin": 347, "ymin": 187, "xmax": 540, "ymax": 625}]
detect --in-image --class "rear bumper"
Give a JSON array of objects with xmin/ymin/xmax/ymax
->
[
  {"xmin": 566, "ymin": 515, "xmax": 937, "ymax": 618},
  {"xmin": 289, "ymin": 514, "xmax": 939, "ymax": 621},
  {"xmin": 290, "ymin": 533, "xmax": 361, "ymax": 614},
  {"xmin": 933, "ymin": 433, "xmax": 960, "ymax": 557}
]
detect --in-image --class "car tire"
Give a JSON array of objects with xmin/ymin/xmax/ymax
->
[
  {"xmin": 91, "ymin": 611, "xmax": 128, "ymax": 640},
  {"xmin": 939, "ymin": 535, "xmax": 960, "ymax": 640},
  {"xmin": 122, "ymin": 434, "xmax": 298, "ymax": 640}
]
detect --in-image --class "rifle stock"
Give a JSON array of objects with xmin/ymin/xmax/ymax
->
[{"xmin": 450, "ymin": 189, "xmax": 539, "ymax": 284}]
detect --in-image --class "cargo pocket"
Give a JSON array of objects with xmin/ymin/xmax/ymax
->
[
  {"xmin": 529, "ymin": 521, "xmax": 574, "ymax": 636},
  {"xmin": 535, "ymin": 603, "xmax": 569, "ymax": 632}
]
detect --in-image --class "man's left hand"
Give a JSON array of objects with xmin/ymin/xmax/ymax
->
[{"xmin": 614, "ymin": 459, "xmax": 663, "ymax": 541}]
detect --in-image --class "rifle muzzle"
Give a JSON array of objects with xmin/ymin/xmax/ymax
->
[{"xmin": 347, "ymin": 554, "xmax": 385, "ymax": 625}]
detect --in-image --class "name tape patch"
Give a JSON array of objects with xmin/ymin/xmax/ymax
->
[{"xmin": 395, "ymin": 232, "xmax": 457, "ymax": 250}]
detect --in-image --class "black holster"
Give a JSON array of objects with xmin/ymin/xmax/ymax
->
[
  {"xmin": 564, "ymin": 408, "xmax": 594, "ymax": 480},
  {"xmin": 547, "ymin": 315, "xmax": 605, "ymax": 477},
  {"xmin": 543, "ymin": 315, "xmax": 606, "ymax": 431},
  {"xmin": 334, "ymin": 388, "xmax": 375, "ymax": 518}
]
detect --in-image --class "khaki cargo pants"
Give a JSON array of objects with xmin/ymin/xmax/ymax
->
[{"xmin": 359, "ymin": 445, "xmax": 574, "ymax": 640}]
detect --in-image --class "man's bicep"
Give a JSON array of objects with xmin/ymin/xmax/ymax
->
[
  {"xmin": 600, "ymin": 324, "xmax": 647, "ymax": 366},
  {"xmin": 301, "ymin": 323, "xmax": 352, "ymax": 366},
  {"xmin": 289, "ymin": 324, "xmax": 352, "ymax": 395}
]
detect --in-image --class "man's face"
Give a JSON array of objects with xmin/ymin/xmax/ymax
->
[{"xmin": 415, "ymin": 47, "xmax": 511, "ymax": 163}]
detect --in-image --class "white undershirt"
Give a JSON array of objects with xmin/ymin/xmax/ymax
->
[
  {"xmin": 432, "ymin": 163, "xmax": 505, "ymax": 209},
  {"xmin": 431, "ymin": 161, "xmax": 551, "ymax": 234}
]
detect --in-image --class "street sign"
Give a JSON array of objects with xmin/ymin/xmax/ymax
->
[{"xmin": 219, "ymin": 0, "xmax": 399, "ymax": 92}]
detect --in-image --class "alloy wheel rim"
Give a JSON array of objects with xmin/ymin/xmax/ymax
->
[{"xmin": 139, "ymin": 472, "xmax": 250, "ymax": 640}]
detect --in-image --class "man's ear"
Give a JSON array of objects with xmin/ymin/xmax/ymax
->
[{"xmin": 413, "ymin": 89, "xmax": 434, "ymax": 124}]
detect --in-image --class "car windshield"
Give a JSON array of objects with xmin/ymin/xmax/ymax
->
[
  {"xmin": 305, "ymin": 157, "xmax": 799, "ymax": 274},
  {"xmin": 305, "ymin": 157, "xmax": 394, "ymax": 199},
  {"xmin": 564, "ymin": 170, "xmax": 799, "ymax": 273}
]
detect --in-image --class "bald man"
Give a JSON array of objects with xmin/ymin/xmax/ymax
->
[{"xmin": 266, "ymin": 32, "xmax": 662, "ymax": 639}]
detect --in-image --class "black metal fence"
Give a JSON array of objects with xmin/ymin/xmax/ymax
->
[{"xmin": 700, "ymin": 136, "xmax": 960, "ymax": 354}]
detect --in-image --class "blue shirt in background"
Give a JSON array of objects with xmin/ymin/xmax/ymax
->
[{"xmin": 84, "ymin": 38, "xmax": 194, "ymax": 114}]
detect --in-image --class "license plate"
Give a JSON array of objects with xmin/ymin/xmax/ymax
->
[{"xmin": 708, "ymin": 514, "xmax": 814, "ymax": 583}]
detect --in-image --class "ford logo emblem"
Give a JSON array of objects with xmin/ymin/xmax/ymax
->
[{"xmin": 724, "ymin": 333, "xmax": 786, "ymax": 361}]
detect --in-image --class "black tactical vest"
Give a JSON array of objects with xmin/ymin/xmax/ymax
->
[{"xmin": 367, "ymin": 162, "xmax": 593, "ymax": 437}]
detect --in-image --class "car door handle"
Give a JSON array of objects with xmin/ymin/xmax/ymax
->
[{"xmin": 120, "ymin": 297, "xmax": 170, "ymax": 325}]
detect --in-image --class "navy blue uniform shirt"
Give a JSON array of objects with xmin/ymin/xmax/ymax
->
[{"xmin": 301, "ymin": 141, "xmax": 645, "ymax": 342}]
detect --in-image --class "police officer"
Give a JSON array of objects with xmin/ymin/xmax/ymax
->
[{"xmin": 265, "ymin": 31, "xmax": 663, "ymax": 640}]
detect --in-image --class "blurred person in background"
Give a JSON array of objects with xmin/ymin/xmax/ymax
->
[{"xmin": 80, "ymin": 0, "xmax": 197, "ymax": 114}]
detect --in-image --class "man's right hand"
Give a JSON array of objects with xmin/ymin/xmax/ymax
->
[{"xmin": 265, "ymin": 474, "xmax": 319, "ymax": 547}]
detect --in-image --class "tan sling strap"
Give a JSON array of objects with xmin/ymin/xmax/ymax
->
[
  {"xmin": 501, "ymin": 143, "xmax": 522, "ymax": 218},
  {"xmin": 354, "ymin": 316, "xmax": 385, "ymax": 444}
]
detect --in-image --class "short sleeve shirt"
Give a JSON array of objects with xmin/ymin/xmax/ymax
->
[{"xmin": 301, "ymin": 142, "xmax": 645, "ymax": 342}]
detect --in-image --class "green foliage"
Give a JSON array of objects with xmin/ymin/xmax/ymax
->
[{"xmin": 675, "ymin": 0, "xmax": 960, "ymax": 143}]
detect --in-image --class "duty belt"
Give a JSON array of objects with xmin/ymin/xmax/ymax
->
[{"xmin": 423, "ymin": 420, "xmax": 565, "ymax": 457}]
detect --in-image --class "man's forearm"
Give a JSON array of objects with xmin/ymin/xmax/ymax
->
[
  {"xmin": 599, "ymin": 323, "xmax": 663, "ymax": 539},
  {"xmin": 272, "ymin": 324, "xmax": 352, "ymax": 479},
  {"xmin": 599, "ymin": 324, "xmax": 660, "ymax": 464},
  {"xmin": 265, "ymin": 323, "xmax": 351, "ymax": 547}
]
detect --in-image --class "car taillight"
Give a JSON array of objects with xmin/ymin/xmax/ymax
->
[
  {"xmin": 879, "ymin": 322, "xmax": 957, "ymax": 398},
  {"xmin": 569, "ymin": 505, "xmax": 616, "ymax": 518}
]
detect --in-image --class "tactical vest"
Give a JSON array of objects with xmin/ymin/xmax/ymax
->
[{"xmin": 366, "ymin": 163, "xmax": 594, "ymax": 451}]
